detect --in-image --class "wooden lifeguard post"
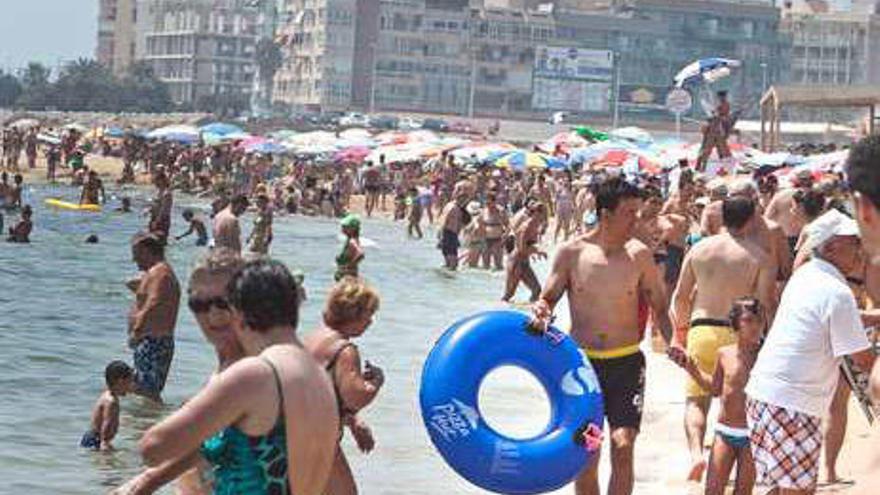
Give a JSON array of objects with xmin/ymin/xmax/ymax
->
[{"xmin": 760, "ymin": 85, "xmax": 880, "ymax": 151}]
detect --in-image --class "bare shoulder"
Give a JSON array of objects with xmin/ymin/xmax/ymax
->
[{"xmin": 625, "ymin": 238, "xmax": 653, "ymax": 263}]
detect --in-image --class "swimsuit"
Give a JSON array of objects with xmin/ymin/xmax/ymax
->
[
  {"xmin": 80, "ymin": 429, "xmax": 100, "ymax": 450},
  {"xmin": 715, "ymin": 423, "xmax": 750, "ymax": 450},
  {"xmin": 586, "ymin": 344, "xmax": 645, "ymax": 430},
  {"xmin": 335, "ymin": 240, "xmax": 360, "ymax": 281},
  {"xmin": 132, "ymin": 335, "xmax": 175, "ymax": 397},
  {"xmin": 201, "ymin": 357, "xmax": 289, "ymax": 495},
  {"xmin": 439, "ymin": 229, "xmax": 460, "ymax": 258},
  {"xmin": 685, "ymin": 319, "xmax": 737, "ymax": 398}
]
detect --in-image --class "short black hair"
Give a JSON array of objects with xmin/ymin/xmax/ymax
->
[
  {"xmin": 131, "ymin": 231, "xmax": 164, "ymax": 257},
  {"xmin": 182, "ymin": 209, "xmax": 194, "ymax": 219},
  {"xmin": 729, "ymin": 297, "xmax": 762, "ymax": 331},
  {"xmin": 722, "ymin": 197, "xmax": 755, "ymax": 230},
  {"xmin": 595, "ymin": 176, "xmax": 643, "ymax": 219},
  {"xmin": 228, "ymin": 258, "xmax": 301, "ymax": 332},
  {"xmin": 793, "ymin": 189, "xmax": 826, "ymax": 220},
  {"xmin": 232, "ymin": 194, "xmax": 250, "ymax": 208},
  {"xmin": 105, "ymin": 360, "xmax": 133, "ymax": 386},
  {"xmin": 846, "ymin": 134, "xmax": 880, "ymax": 208}
]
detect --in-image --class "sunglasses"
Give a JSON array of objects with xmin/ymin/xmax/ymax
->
[{"xmin": 188, "ymin": 296, "xmax": 231, "ymax": 314}]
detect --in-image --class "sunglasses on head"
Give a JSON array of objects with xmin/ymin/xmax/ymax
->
[{"xmin": 188, "ymin": 296, "xmax": 231, "ymax": 313}]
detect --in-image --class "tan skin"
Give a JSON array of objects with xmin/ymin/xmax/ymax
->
[
  {"xmin": 115, "ymin": 267, "xmax": 245, "ymax": 495},
  {"xmin": 89, "ymin": 378, "xmax": 135, "ymax": 452},
  {"xmin": 534, "ymin": 197, "xmax": 676, "ymax": 495},
  {"xmin": 669, "ymin": 309, "xmax": 764, "ymax": 495},
  {"xmin": 139, "ymin": 316, "xmax": 340, "ymax": 495},
  {"xmin": 304, "ymin": 312, "xmax": 384, "ymax": 495},
  {"xmin": 212, "ymin": 202, "xmax": 247, "ymax": 254},
  {"xmin": 502, "ymin": 204, "xmax": 547, "ymax": 302},
  {"xmin": 481, "ymin": 197, "xmax": 510, "ymax": 270},
  {"xmin": 128, "ymin": 244, "xmax": 181, "ymax": 349},
  {"xmin": 765, "ymin": 187, "xmax": 805, "ymax": 238},
  {"xmin": 671, "ymin": 216, "xmax": 776, "ymax": 481},
  {"xmin": 729, "ymin": 188, "xmax": 792, "ymax": 282}
]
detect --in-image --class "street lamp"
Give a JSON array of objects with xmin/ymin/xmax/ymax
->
[{"xmin": 369, "ymin": 41, "xmax": 378, "ymax": 114}]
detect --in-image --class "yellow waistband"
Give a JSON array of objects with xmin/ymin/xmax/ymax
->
[{"xmin": 585, "ymin": 343, "xmax": 641, "ymax": 360}]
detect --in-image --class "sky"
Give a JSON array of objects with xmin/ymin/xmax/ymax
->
[{"xmin": 0, "ymin": 0, "xmax": 97, "ymax": 72}]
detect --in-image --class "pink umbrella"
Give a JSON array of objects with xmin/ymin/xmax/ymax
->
[
  {"xmin": 334, "ymin": 146, "xmax": 371, "ymax": 163},
  {"xmin": 236, "ymin": 136, "xmax": 268, "ymax": 150}
]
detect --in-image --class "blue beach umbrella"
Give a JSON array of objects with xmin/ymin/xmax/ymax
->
[
  {"xmin": 200, "ymin": 122, "xmax": 244, "ymax": 136},
  {"xmin": 673, "ymin": 57, "xmax": 741, "ymax": 88},
  {"xmin": 246, "ymin": 141, "xmax": 287, "ymax": 155},
  {"xmin": 493, "ymin": 150, "xmax": 567, "ymax": 170}
]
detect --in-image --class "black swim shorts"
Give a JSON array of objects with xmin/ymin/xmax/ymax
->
[
  {"xmin": 440, "ymin": 229, "xmax": 460, "ymax": 257},
  {"xmin": 589, "ymin": 351, "xmax": 646, "ymax": 430}
]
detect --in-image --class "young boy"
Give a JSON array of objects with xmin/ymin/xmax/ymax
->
[
  {"xmin": 668, "ymin": 298, "xmax": 765, "ymax": 495},
  {"xmin": 81, "ymin": 361, "xmax": 135, "ymax": 451},
  {"xmin": 406, "ymin": 186, "xmax": 423, "ymax": 239},
  {"xmin": 175, "ymin": 209, "xmax": 208, "ymax": 246}
]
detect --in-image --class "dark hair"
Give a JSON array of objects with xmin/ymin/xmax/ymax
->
[
  {"xmin": 846, "ymin": 134, "xmax": 880, "ymax": 208},
  {"xmin": 227, "ymin": 258, "xmax": 301, "ymax": 332},
  {"xmin": 105, "ymin": 360, "xmax": 133, "ymax": 386},
  {"xmin": 678, "ymin": 168, "xmax": 695, "ymax": 190},
  {"xmin": 232, "ymin": 194, "xmax": 250, "ymax": 208},
  {"xmin": 182, "ymin": 209, "xmax": 194, "ymax": 219},
  {"xmin": 595, "ymin": 176, "xmax": 642, "ymax": 219},
  {"xmin": 729, "ymin": 297, "xmax": 763, "ymax": 331},
  {"xmin": 793, "ymin": 189, "xmax": 826, "ymax": 220},
  {"xmin": 722, "ymin": 197, "xmax": 756, "ymax": 230},
  {"xmin": 131, "ymin": 231, "xmax": 164, "ymax": 257}
]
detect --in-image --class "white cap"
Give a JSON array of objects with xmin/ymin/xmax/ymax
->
[{"xmin": 805, "ymin": 209, "xmax": 860, "ymax": 250}]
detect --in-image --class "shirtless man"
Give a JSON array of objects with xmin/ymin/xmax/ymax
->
[
  {"xmin": 671, "ymin": 196, "xmax": 777, "ymax": 482},
  {"xmin": 661, "ymin": 168, "xmax": 695, "ymax": 217},
  {"xmin": 699, "ymin": 181, "xmax": 728, "ymax": 237},
  {"xmin": 363, "ymin": 163, "xmax": 381, "ymax": 217},
  {"xmin": 128, "ymin": 233, "xmax": 181, "ymax": 401},
  {"xmin": 533, "ymin": 176, "xmax": 675, "ymax": 495},
  {"xmin": 764, "ymin": 169, "xmax": 813, "ymax": 254},
  {"xmin": 149, "ymin": 172, "xmax": 173, "ymax": 244},
  {"xmin": 502, "ymin": 198, "xmax": 547, "ymax": 302},
  {"xmin": 728, "ymin": 179, "xmax": 793, "ymax": 282},
  {"xmin": 7, "ymin": 205, "xmax": 33, "ymax": 243},
  {"xmin": 9, "ymin": 174, "xmax": 23, "ymax": 209},
  {"xmin": 176, "ymin": 209, "xmax": 208, "ymax": 246},
  {"xmin": 212, "ymin": 194, "xmax": 249, "ymax": 254},
  {"xmin": 247, "ymin": 194, "xmax": 274, "ymax": 255},
  {"xmin": 637, "ymin": 186, "xmax": 691, "ymax": 293},
  {"xmin": 436, "ymin": 183, "xmax": 472, "ymax": 270},
  {"xmin": 80, "ymin": 170, "xmax": 105, "ymax": 205}
]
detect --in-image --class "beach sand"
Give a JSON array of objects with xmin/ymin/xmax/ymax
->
[{"xmin": 11, "ymin": 155, "xmax": 879, "ymax": 494}]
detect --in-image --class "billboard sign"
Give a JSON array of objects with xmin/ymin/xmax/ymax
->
[{"xmin": 532, "ymin": 47, "xmax": 614, "ymax": 113}]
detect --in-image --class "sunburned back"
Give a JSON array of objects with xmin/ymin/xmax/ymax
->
[
  {"xmin": 765, "ymin": 189, "xmax": 801, "ymax": 237},
  {"xmin": 568, "ymin": 239, "xmax": 645, "ymax": 350},
  {"xmin": 690, "ymin": 235, "xmax": 763, "ymax": 320}
]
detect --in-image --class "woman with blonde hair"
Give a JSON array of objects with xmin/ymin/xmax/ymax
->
[{"xmin": 304, "ymin": 278, "xmax": 385, "ymax": 495}]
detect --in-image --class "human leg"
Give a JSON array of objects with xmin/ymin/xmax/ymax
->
[
  {"xmin": 520, "ymin": 260, "xmax": 542, "ymax": 302},
  {"xmin": 502, "ymin": 256, "xmax": 522, "ymax": 301},
  {"xmin": 685, "ymin": 397, "xmax": 711, "ymax": 481},
  {"xmin": 608, "ymin": 427, "xmax": 638, "ymax": 495},
  {"xmin": 733, "ymin": 442, "xmax": 756, "ymax": 495},
  {"xmin": 323, "ymin": 447, "xmax": 358, "ymax": 495},
  {"xmin": 822, "ymin": 375, "xmax": 850, "ymax": 483},
  {"xmin": 705, "ymin": 434, "xmax": 737, "ymax": 495},
  {"xmin": 574, "ymin": 451, "xmax": 601, "ymax": 495}
]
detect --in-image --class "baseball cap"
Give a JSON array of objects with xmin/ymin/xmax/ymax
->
[
  {"xmin": 340, "ymin": 214, "xmax": 361, "ymax": 230},
  {"xmin": 805, "ymin": 209, "xmax": 860, "ymax": 250}
]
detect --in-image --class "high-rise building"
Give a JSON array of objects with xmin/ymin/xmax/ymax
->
[
  {"xmin": 140, "ymin": 0, "xmax": 258, "ymax": 106},
  {"xmin": 97, "ymin": 0, "xmax": 152, "ymax": 75},
  {"xmin": 273, "ymin": 0, "xmax": 789, "ymax": 119}
]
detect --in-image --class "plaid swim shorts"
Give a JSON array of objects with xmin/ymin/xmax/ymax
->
[{"xmin": 746, "ymin": 397, "xmax": 822, "ymax": 491}]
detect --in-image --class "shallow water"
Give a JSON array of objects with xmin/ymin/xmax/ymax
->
[{"xmin": 0, "ymin": 184, "xmax": 696, "ymax": 494}]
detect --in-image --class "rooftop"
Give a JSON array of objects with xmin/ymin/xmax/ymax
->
[{"xmin": 762, "ymin": 85, "xmax": 880, "ymax": 107}]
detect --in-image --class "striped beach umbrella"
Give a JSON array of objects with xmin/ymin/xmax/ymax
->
[{"xmin": 493, "ymin": 151, "xmax": 567, "ymax": 170}]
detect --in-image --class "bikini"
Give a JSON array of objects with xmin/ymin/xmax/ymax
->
[
  {"xmin": 715, "ymin": 423, "xmax": 750, "ymax": 450},
  {"xmin": 200, "ymin": 357, "xmax": 290, "ymax": 495}
]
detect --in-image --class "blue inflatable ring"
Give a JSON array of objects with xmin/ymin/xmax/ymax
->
[{"xmin": 420, "ymin": 310, "xmax": 605, "ymax": 494}]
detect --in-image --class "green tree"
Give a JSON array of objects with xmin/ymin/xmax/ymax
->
[
  {"xmin": 17, "ymin": 62, "xmax": 54, "ymax": 110},
  {"xmin": 0, "ymin": 70, "xmax": 23, "ymax": 108},
  {"xmin": 119, "ymin": 62, "xmax": 173, "ymax": 112},
  {"xmin": 52, "ymin": 58, "xmax": 122, "ymax": 111}
]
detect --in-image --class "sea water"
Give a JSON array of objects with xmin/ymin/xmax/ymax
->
[{"xmin": 0, "ymin": 184, "xmax": 693, "ymax": 494}]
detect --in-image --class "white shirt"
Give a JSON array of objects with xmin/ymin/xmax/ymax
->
[{"xmin": 746, "ymin": 258, "xmax": 869, "ymax": 418}]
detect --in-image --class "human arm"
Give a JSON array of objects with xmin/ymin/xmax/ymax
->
[
  {"xmin": 636, "ymin": 246, "xmax": 674, "ymax": 345},
  {"xmin": 139, "ymin": 358, "xmax": 266, "ymax": 466},
  {"xmin": 670, "ymin": 251, "xmax": 696, "ymax": 339},
  {"xmin": 532, "ymin": 246, "xmax": 571, "ymax": 327},
  {"xmin": 129, "ymin": 272, "xmax": 174, "ymax": 342},
  {"xmin": 756, "ymin": 258, "xmax": 779, "ymax": 325},
  {"xmin": 113, "ymin": 452, "xmax": 205, "ymax": 495},
  {"xmin": 176, "ymin": 223, "xmax": 194, "ymax": 240},
  {"xmin": 99, "ymin": 399, "xmax": 120, "ymax": 451},
  {"xmin": 347, "ymin": 414, "xmax": 375, "ymax": 453},
  {"xmin": 667, "ymin": 346, "xmax": 722, "ymax": 396},
  {"xmin": 333, "ymin": 347, "xmax": 383, "ymax": 412}
]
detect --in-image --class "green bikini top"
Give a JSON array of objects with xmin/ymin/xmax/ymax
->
[{"xmin": 200, "ymin": 357, "xmax": 289, "ymax": 495}]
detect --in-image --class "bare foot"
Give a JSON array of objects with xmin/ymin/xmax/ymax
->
[{"xmin": 687, "ymin": 459, "xmax": 706, "ymax": 482}]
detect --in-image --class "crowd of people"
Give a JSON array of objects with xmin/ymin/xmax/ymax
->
[{"xmin": 4, "ymin": 116, "xmax": 880, "ymax": 495}]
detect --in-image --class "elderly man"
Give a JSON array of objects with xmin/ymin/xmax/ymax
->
[{"xmin": 745, "ymin": 209, "xmax": 875, "ymax": 494}]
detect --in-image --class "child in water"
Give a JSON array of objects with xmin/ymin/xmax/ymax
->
[
  {"xmin": 7, "ymin": 205, "xmax": 33, "ymax": 243},
  {"xmin": 80, "ymin": 361, "xmax": 135, "ymax": 451},
  {"xmin": 668, "ymin": 298, "xmax": 765, "ymax": 495},
  {"xmin": 175, "ymin": 209, "xmax": 208, "ymax": 246}
]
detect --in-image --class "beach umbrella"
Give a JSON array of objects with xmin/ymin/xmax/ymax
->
[
  {"xmin": 493, "ymin": 150, "xmax": 567, "ymax": 170},
  {"xmin": 334, "ymin": 146, "xmax": 371, "ymax": 163},
  {"xmin": 407, "ymin": 129, "xmax": 440, "ymax": 143},
  {"xmin": 673, "ymin": 57, "xmax": 741, "ymax": 88},
  {"xmin": 63, "ymin": 122, "xmax": 90, "ymax": 133},
  {"xmin": 200, "ymin": 122, "xmax": 244, "ymax": 136},
  {"xmin": 246, "ymin": 141, "xmax": 287, "ymax": 154},
  {"xmin": 375, "ymin": 131, "xmax": 409, "ymax": 145},
  {"xmin": 587, "ymin": 148, "xmax": 662, "ymax": 175},
  {"xmin": 148, "ymin": 125, "xmax": 200, "ymax": 140},
  {"xmin": 538, "ymin": 132, "xmax": 589, "ymax": 153},
  {"xmin": 267, "ymin": 129, "xmax": 298, "ymax": 140},
  {"xmin": 293, "ymin": 144, "xmax": 338, "ymax": 156},
  {"xmin": 339, "ymin": 128, "xmax": 372, "ymax": 141},
  {"xmin": 572, "ymin": 125, "xmax": 608, "ymax": 142},
  {"xmin": 451, "ymin": 143, "xmax": 516, "ymax": 163},
  {"xmin": 10, "ymin": 118, "xmax": 39, "ymax": 129},
  {"xmin": 334, "ymin": 137, "xmax": 377, "ymax": 149},
  {"xmin": 608, "ymin": 126, "xmax": 653, "ymax": 146},
  {"xmin": 287, "ymin": 130, "xmax": 337, "ymax": 147}
]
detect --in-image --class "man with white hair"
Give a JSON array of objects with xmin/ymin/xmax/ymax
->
[{"xmin": 746, "ymin": 209, "xmax": 875, "ymax": 494}]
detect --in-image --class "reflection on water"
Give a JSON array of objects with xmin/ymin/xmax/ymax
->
[{"xmin": 0, "ymin": 185, "xmax": 694, "ymax": 494}]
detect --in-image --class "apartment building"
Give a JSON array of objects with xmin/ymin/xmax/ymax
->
[
  {"xmin": 97, "ymin": 0, "xmax": 153, "ymax": 75},
  {"xmin": 140, "ymin": 0, "xmax": 258, "ymax": 105}
]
